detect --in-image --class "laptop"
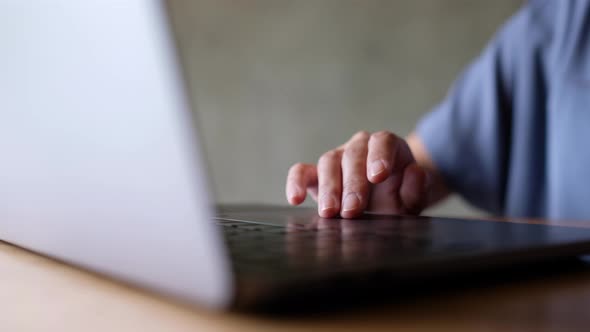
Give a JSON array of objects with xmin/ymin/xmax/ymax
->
[{"xmin": 3, "ymin": 0, "xmax": 590, "ymax": 312}]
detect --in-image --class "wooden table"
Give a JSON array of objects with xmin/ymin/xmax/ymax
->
[{"xmin": 3, "ymin": 219, "xmax": 590, "ymax": 332}]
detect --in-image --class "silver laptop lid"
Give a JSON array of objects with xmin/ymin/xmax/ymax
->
[{"xmin": 0, "ymin": 0, "xmax": 233, "ymax": 309}]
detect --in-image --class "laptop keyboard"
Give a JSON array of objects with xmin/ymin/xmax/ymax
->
[
  {"xmin": 218, "ymin": 220, "xmax": 300, "ymax": 275},
  {"xmin": 216, "ymin": 218, "xmax": 480, "ymax": 278}
]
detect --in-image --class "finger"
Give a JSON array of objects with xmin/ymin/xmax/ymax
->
[
  {"xmin": 366, "ymin": 174, "xmax": 404, "ymax": 214},
  {"xmin": 286, "ymin": 163, "xmax": 318, "ymax": 205},
  {"xmin": 399, "ymin": 163, "xmax": 428, "ymax": 214},
  {"xmin": 317, "ymin": 150, "xmax": 343, "ymax": 218},
  {"xmin": 341, "ymin": 131, "xmax": 371, "ymax": 218},
  {"xmin": 390, "ymin": 134, "xmax": 416, "ymax": 174},
  {"xmin": 366, "ymin": 131, "xmax": 399, "ymax": 184}
]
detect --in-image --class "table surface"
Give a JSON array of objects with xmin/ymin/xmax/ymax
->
[{"xmin": 3, "ymin": 218, "xmax": 590, "ymax": 332}]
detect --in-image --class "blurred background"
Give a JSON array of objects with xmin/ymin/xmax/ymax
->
[{"xmin": 168, "ymin": 0, "xmax": 522, "ymax": 217}]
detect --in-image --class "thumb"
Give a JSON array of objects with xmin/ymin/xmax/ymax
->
[{"xmin": 399, "ymin": 163, "xmax": 431, "ymax": 215}]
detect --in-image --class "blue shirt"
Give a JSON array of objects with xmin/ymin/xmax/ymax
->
[{"xmin": 417, "ymin": 0, "xmax": 590, "ymax": 220}]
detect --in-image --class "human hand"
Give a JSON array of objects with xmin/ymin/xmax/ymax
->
[{"xmin": 286, "ymin": 131, "xmax": 439, "ymax": 218}]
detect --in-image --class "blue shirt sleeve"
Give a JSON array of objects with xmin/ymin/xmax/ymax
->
[{"xmin": 416, "ymin": 0, "xmax": 555, "ymax": 214}]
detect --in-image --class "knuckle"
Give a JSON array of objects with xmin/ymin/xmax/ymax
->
[
  {"xmin": 343, "ymin": 145, "xmax": 366, "ymax": 160},
  {"xmin": 319, "ymin": 150, "xmax": 340, "ymax": 164},
  {"xmin": 353, "ymin": 130, "xmax": 370, "ymax": 140},
  {"xmin": 288, "ymin": 163, "xmax": 306, "ymax": 176},
  {"xmin": 318, "ymin": 184, "xmax": 336, "ymax": 194},
  {"xmin": 372, "ymin": 130, "xmax": 391, "ymax": 138},
  {"xmin": 342, "ymin": 178, "xmax": 366, "ymax": 192},
  {"xmin": 371, "ymin": 130, "xmax": 397, "ymax": 144}
]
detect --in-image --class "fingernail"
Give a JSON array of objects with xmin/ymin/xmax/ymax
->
[
  {"xmin": 370, "ymin": 160, "xmax": 386, "ymax": 178},
  {"xmin": 342, "ymin": 193, "xmax": 360, "ymax": 212},
  {"xmin": 320, "ymin": 194, "xmax": 337, "ymax": 211}
]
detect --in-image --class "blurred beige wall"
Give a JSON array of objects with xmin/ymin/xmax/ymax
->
[{"xmin": 168, "ymin": 0, "xmax": 522, "ymax": 217}]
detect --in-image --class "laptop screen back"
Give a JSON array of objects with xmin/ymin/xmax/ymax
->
[{"xmin": 0, "ymin": 0, "xmax": 232, "ymax": 309}]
